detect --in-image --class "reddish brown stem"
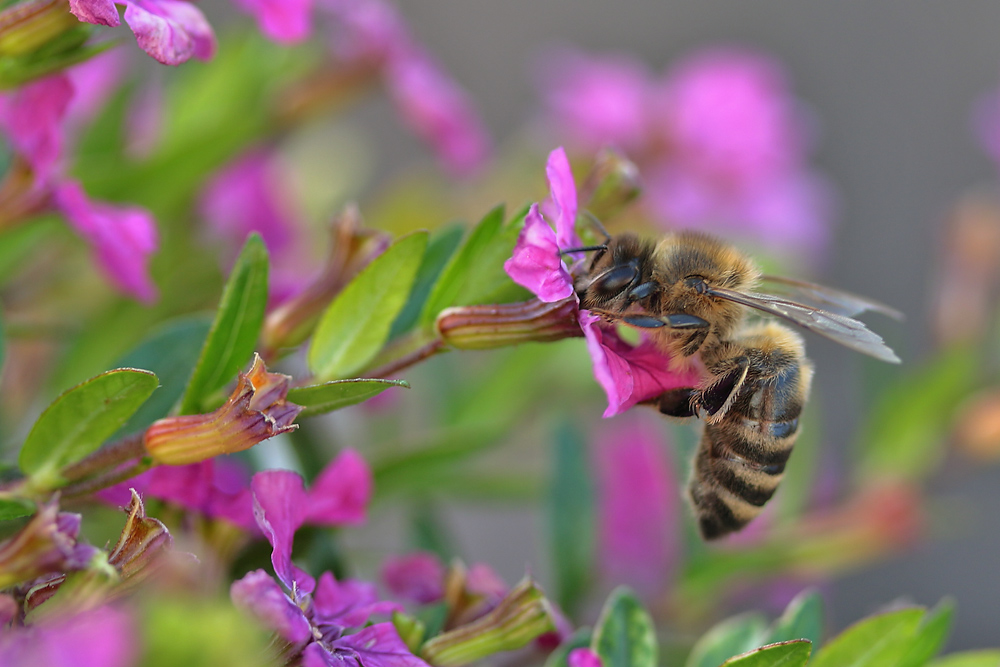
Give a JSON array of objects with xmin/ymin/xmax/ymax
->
[{"xmin": 60, "ymin": 433, "xmax": 146, "ymax": 483}]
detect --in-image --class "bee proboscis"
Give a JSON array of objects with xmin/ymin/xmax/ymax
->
[{"xmin": 575, "ymin": 230, "xmax": 900, "ymax": 539}]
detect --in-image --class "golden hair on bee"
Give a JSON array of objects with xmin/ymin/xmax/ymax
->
[{"xmin": 575, "ymin": 228, "xmax": 898, "ymax": 539}]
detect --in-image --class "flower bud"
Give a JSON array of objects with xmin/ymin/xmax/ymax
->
[
  {"xmin": 106, "ymin": 489, "xmax": 174, "ymax": 588},
  {"xmin": 0, "ymin": 0, "xmax": 81, "ymax": 56},
  {"xmin": 262, "ymin": 205, "xmax": 390, "ymax": 354},
  {"xmin": 144, "ymin": 354, "xmax": 302, "ymax": 465},
  {"xmin": 578, "ymin": 148, "xmax": 642, "ymax": 223},
  {"xmin": 0, "ymin": 499, "xmax": 97, "ymax": 590},
  {"xmin": 436, "ymin": 298, "xmax": 582, "ymax": 350},
  {"xmin": 419, "ymin": 577, "xmax": 556, "ymax": 667}
]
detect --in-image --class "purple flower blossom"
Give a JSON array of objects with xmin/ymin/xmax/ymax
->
[
  {"xmin": 594, "ymin": 418, "xmax": 679, "ymax": 595},
  {"xmin": 568, "ymin": 648, "xmax": 603, "ymax": 667},
  {"xmin": 70, "ymin": 0, "xmax": 215, "ymax": 66},
  {"xmin": 231, "ymin": 0, "xmax": 312, "ymax": 43},
  {"xmin": 505, "ymin": 147, "xmax": 699, "ymax": 418},
  {"xmin": 539, "ymin": 47, "xmax": 653, "ymax": 153},
  {"xmin": 0, "ymin": 500, "xmax": 99, "ymax": 589},
  {"xmin": 381, "ymin": 552, "xmax": 446, "ymax": 604},
  {"xmin": 0, "ymin": 73, "xmax": 73, "ymax": 187},
  {"xmin": 0, "ymin": 605, "xmax": 137, "ymax": 667},
  {"xmin": 233, "ymin": 457, "xmax": 426, "ymax": 667}
]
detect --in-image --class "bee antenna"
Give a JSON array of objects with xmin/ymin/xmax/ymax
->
[
  {"xmin": 560, "ymin": 244, "xmax": 608, "ymax": 256},
  {"xmin": 581, "ymin": 209, "xmax": 611, "ymax": 244}
]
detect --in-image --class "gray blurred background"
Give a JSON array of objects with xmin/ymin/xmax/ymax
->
[{"xmin": 339, "ymin": 1, "xmax": 1000, "ymax": 649}]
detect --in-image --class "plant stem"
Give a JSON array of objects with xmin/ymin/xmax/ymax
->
[
  {"xmin": 365, "ymin": 335, "xmax": 446, "ymax": 379},
  {"xmin": 60, "ymin": 433, "xmax": 146, "ymax": 483},
  {"xmin": 61, "ymin": 459, "xmax": 152, "ymax": 502}
]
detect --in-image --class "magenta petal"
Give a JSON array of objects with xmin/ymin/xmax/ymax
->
[
  {"xmin": 0, "ymin": 74, "xmax": 73, "ymax": 187},
  {"xmin": 313, "ymin": 571, "xmax": 400, "ymax": 628},
  {"xmin": 380, "ymin": 552, "xmax": 445, "ymax": 604},
  {"xmin": 231, "ymin": 569, "xmax": 312, "ymax": 643},
  {"xmin": 69, "ymin": 0, "xmax": 121, "ymax": 26},
  {"xmin": 596, "ymin": 418, "xmax": 678, "ymax": 596},
  {"xmin": 331, "ymin": 622, "xmax": 431, "ymax": 667},
  {"xmin": 503, "ymin": 204, "xmax": 576, "ymax": 303},
  {"xmin": 251, "ymin": 470, "xmax": 314, "ymax": 594},
  {"xmin": 545, "ymin": 147, "xmax": 580, "ymax": 250},
  {"xmin": 147, "ymin": 461, "xmax": 214, "ymax": 509},
  {"xmin": 123, "ymin": 0, "xmax": 216, "ymax": 66},
  {"xmin": 305, "ymin": 449, "xmax": 372, "ymax": 526},
  {"xmin": 53, "ymin": 181, "xmax": 159, "ymax": 302},
  {"xmin": 568, "ymin": 648, "xmax": 603, "ymax": 667},
  {"xmin": 232, "ymin": 0, "xmax": 312, "ymax": 43}
]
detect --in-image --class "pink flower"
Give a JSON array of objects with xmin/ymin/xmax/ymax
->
[
  {"xmin": 70, "ymin": 0, "xmax": 215, "ymax": 66},
  {"xmin": 594, "ymin": 417, "xmax": 679, "ymax": 595},
  {"xmin": 381, "ymin": 552, "xmax": 446, "ymax": 604},
  {"xmin": 53, "ymin": 181, "xmax": 159, "ymax": 303},
  {"xmin": 506, "ymin": 147, "xmax": 697, "ymax": 418},
  {"xmin": 0, "ymin": 74, "xmax": 73, "ymax": 187},
  {"xmin": 199, "ymin": 149, "xmax": 298, "ymax": 258},
  {"xmin": 231, "ymin": 0, "xmax": 312, "ymax": 43},
  {"xmin": 568, "ymin": 648, "xmax": 603, "ymax": 667},
  {"xmin": 539, "ymin": 48, "xmax": 654, "ymax": 153},
  {"xmin": 0, "ymin": 605, "xmax": 137, "ymax": 667}
]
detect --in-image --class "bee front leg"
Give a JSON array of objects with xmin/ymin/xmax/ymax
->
[
  {"xmin": 695, "ymin": 357, "xmax": 750, "ymax": 421},
  {"xmin": 651, "ymin": 387, "xmax": 700, "ymax": 417}
]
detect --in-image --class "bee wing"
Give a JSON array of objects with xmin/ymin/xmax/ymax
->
[
  {"xmin": 759, "ymin": 275, "xmax": 904, "ymax": 321},
  {"xmin": 707, "ymin": 286, "xmax": 902, "ymax": 363}
]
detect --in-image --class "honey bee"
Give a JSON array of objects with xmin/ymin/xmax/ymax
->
[{"xmin": 574, "ymin": 230, "xmax": 901, "ymax": 539}]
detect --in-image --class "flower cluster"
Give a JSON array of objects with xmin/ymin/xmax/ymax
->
[
  {"xmin": 539, "ymin": 46, "xmax": 834, "ymax": 258},
  {"xmin": 504, "ymin": 147, "xmax": 700, "ymax": 416}
]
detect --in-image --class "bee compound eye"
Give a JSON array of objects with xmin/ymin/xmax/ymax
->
[{"xmin": 594, "ymin": 264, "xmax": 639, "ymax": 296}]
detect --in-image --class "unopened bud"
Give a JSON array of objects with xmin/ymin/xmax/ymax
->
[
  {"xmin": 437, "ymin": 298, "xmax": 582, "ymax": 350},
  {"xmin": 0, "ymin": 0, "xmax": 81, "ymax": 56},
  {"xmin": 262, "ymin": 205, "xmax": 390, "ymax": 354},
  {"xmin": 419, "ymin": 577, "xmax": 556, "ymax": 667},
  {"xmin": 144, "ymin": 354, "xmax": 302, "ymax": 465},
  {"xmin": 578, "ymin": 148, "xmax": 642, "ymax": 222}
]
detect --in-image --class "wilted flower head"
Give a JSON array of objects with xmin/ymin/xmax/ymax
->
[
  {"xmin": 144, "ymin": 354, "xmax": 302, "ymax": 465},
  {"xmin": 0, "ymin": 499, "xmax": 97, "ymax": 590}
]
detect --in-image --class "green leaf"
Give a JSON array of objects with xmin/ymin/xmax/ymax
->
[
  {"xmin": 0, "ymin": 217, "xmax": 58, "ymax": 285},
  {"xmin": 0, "ymin": 498, "xmax": 34, "ymax": 521},
  {"xmin": 721, "ymin": 641, "xmax": 812, "ymax": 667},
  {"xmin": 419, "ymin": 205, "xmax": 527, "ymax": 325},
  {"xmin": 544, "ymin": 627, "xmax": 593, "ymax": 667},
  {"xmin": 309, "ymin": 232, "xmax": 427, "ymax": 380},
  {"xmin": 767, "ymin": 589, "xmax": 824, "ymax": 645},
  {"xmin": 686, "ymin": 613, "xmax": 769, "ymax": 667},
  {"xmin": 288, "ymin": 379, "xmax": 410, "ymax": 418},
  {"xmin": 548, "ymin": 422, "xmax": 594, "ymax": 615},
  {"xmin": 858, "ymin": 347, "xmax": 976, "ymax": 481},
  {"xmin": 810, "ymin": 608, "xmax": 924, "ymax": 667},
  {"xmin": 113, "ymin": 317, "xmax": 213, "ymax": 436},
  {"xmin": 19, "ymin": 369, "xmax": 159, "ymax": 487},
  {"xmin": 928, "ymin": 651, "xmax": 1000, "ymax": 667},
  {"xmin": 389, "ymin": 225, "xmax": 465, "ymax": 339},
  {"xmin": 178, "ymin": 234, "xmax": 269, "ymax": 415},
  {"xmin": 591, "ymin": 587, "xmax": 657, "ymax": 667},
  {"xmin": 897, "ymin": 599, "xmax": 955, "ymax": 667}
]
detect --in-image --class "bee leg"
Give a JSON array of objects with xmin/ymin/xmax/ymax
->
[
  {"xmin": 696, "ymin": 358, "xmax": 749, "ymax": 420},
  {"xmin": 651, "ymin": 387, "xmax": 699, "ymax": 417}
]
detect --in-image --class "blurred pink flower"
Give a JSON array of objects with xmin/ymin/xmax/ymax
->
[
  {"xmin": 71, "ymin": 0, "xmax": 215, "ymax": 66},
  {"xmin": 199, "ymin": 148, "xmax": 298, "ymax": 258},
  {"xmin": 231, "ymin": 0, "xmax": 312, "ymax": 43},
  {"xmin": 594, "ymin": 418, "xmax": 679, "ymax": 595},
  {"xmin": 381, "ymin": 551, "xmax": 446, "ymax": 604},
  {"xmin": 65, "ymin": 49, "xmax": 129, "ymax": 128},
  {"xmin": 568, "ymin": 648, "xmax": 603, "ymax": 667},
  {"xmin": 0, "ymin": 605, "xmax": 137, "ymax": 667},
  {"xmin": 0, "ymin": 73, "xmax": 73, "ymax": 187},
  {"xmin": 54, "ymin": 181, "xmax": 159, "ymax": 303},
  {"xmin": 974, "ymin": 84, "xmax": 1000, "ymax": 168},
  {"xmin": 539, "ymin": 48, "xmax": 654, "ymax": 153}
]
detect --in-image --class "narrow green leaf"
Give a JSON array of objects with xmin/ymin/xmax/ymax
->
[
  {"xmin": 810, "ymin": 608, "xmax": 924, "ymax": 667},
  {"xmin": 858, "ymin": 347, "xmax": 976, "ymax": 481},
  {"xmin": 897, "ymin": 599, "xmax": 955, "ymax": 667},
  {"xmin": 0, "ymin": 499, "xmax": 34, "ymax": 521},
  {"xmin": 592, "ymin": 587, "xmax": 658, "ymax": 667},
  {"xmin": 0, "ymin": 305, "xmax": 4, "ymax": 377},
  {"xmin": 288, "ymin": 379, "xmax": 410, "ymax": 418},
  {"xmin": 549, "ymin": 422, "xmax": 594, "ymax": 615},
  {"xmin": 19, "ymin": 369, "xmax": 159, "ymax": 486},
  {"xmin": 686, "ymin": 614, "xmax": 769, "ymax": 667},
  {"xmin": 544, "ymin": 627, "xmax": 593, "ymax": 667},
  {"xmin": 419, "ymin": 205, "xmax": 527, "ymax": 325},
  {"xmin": 178, "ymin": 234, "xmax": 269, "ymax": 414},
  {"xmin": 928, "ymin": 651, "xmax": 1000, "ymax": 667},
  {"xmin": 767, "ymin": 589, "xmax": 824, "ymax": 645},
  {"xmin": 113, "ymin": 317, "xmax": 213, "ymax": 436},
  {"xmin": 721, "ymin": 640, "xmax": 812, "ymax": 667},
  {"xmin": 309, "ymin": 232, "xmax": 427, "ymax": 380},
  {"xmin": 389, "ymin": 225, "xmax": 465, "ymax": 339}
]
